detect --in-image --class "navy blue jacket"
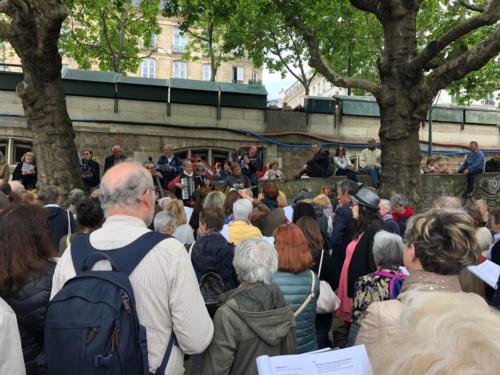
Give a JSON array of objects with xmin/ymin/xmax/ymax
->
[
  {"xmin": 46, "ymin": 206, "xmax": 77, "ymax": 251},
  {"xmin": 81, "ymin": 159, "xmax": 100, "ymax": 189},
  {"xmin": 330, "ymin": 204, "xmax": 354, "ymax": 290},
  {"xmin": 191, "ymin": 232, "xmax": 239, "ymax": 291},
  {"xmin": 157, "ymin": 155, "xmax": 183, "ymax": 186},
  {"xmin": 103, "ymin": 155, "xmax": 127, "ymax": 173},
  {"xmin": 307, "ymin": 149, "xmax": 332, "ymax": 177}
]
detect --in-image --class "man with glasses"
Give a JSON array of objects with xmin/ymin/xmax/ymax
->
[
  {"xmin": 81, "ymin": 148, "xmax": 100, "ymax": 192},
  {"xmin": 359, "ymin": 138, "xmax": 382, "ymax": 188}
]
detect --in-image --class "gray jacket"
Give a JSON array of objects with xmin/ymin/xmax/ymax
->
[{"xmin": 202, "ymin": 283, "xmax": 296, "ymax": 375}]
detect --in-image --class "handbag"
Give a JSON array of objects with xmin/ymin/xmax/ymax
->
[{"xmin": 316, "ymin": 250, "xmax": 340, "ymax": 314}]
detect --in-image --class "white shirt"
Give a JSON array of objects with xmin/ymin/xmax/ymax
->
[
  {"xmin": 50, "ymin": 215, "xmax": 213, "ymax": 375},
  {"xmin": 0, "ymin": 297, "xmax": 26, "ymax": 375}
]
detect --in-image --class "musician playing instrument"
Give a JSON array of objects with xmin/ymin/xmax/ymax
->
[{"xmin": 168, "ymin": 160, "xmax": 206, "ymax": 207}]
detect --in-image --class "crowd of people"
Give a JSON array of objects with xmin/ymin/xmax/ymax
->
[{"xmin": 0, "ymin": 143, "xmax": 500, "ymax": 375}]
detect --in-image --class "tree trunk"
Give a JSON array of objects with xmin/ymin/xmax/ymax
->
[{"xmin": 4, "ymin": 1, "xmax": 83, "ymax": 192}]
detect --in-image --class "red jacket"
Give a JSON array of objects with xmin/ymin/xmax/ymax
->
[{"xmin": 392, "ymin": 207, "xmax": 415, "ymax": 222}]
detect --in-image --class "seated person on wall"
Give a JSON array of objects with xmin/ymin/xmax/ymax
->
[
  {"xmin": 295, "ymin": 144, "xmax": 332, "ymax": 179},
  {"xmin": 260, "ymin": 160, "xmax": 286, "ymax": 181},
  {"xmin": 225, "ymin": 163, "xmax": 252, "ymax": 190},
  {"xmin": 423, "ymin": 157, "xmax": 448, "ymax": 174},
  {"xmin": 359, "ymin": 138, "xmax": 382, "ymax": 188},
  {"xmin": 334, "ymin": 146, "xmax": 357, "ymax": 182},
  {"xmin": 485, "ymin": 153, "xmax": 500, "ymax": 173},
  {"xmin": 458, "ymin": 141, "xmax": 485, "ymax": 198}
]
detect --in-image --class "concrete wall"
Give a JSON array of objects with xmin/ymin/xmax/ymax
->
[{"xmin": 269, "ymin": 172, "xmax": 500, "ymax": 210}]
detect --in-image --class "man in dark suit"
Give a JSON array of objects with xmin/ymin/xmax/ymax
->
[
  {"xmin": 38, "ymin": 185, "xmax": 76, "ymax": 251},
  {"xmin": 103, "ymin": 144, "xmax": 127, "ymax": 174},
  {"xmin": 330, "ymin": 179, "xmax": 359, "ymax": 290},
  {"xmin": 295, "ymin": 144, "xmax": 332, "ymax": 179}
]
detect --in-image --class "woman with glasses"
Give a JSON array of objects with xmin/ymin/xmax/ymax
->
[{"xmin": 81, "ymin": 148, "xmax": 100, "ymax": 192}]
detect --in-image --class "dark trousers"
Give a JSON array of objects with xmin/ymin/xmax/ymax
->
[
  {"xmin": 335, "ymin": 168, "xmax": 358, "ymax": 182},
  {"xmin": 466, "ymin": 171, "xmax": 479, "ymax": 193},
  {"xmin": 315, "ymin": 313, "xmax": 333, "ymax": 349}
]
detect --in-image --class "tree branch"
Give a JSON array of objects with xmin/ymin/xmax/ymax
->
[
  {"xmin": 422, "ymin": 25, "xmax": 500, "ymax": 99},
  {"xmin": 274, "ymin": 0, "xmax": 379, "ymax": 95},
  {"xmin": 349, "ymin": 0, "xmax": 380, "ymax": 15},
  {"xmin": 458, "ymin": 0, "xmax": 486, "ymax": 12},
  {"xmin": 411, "ymin": 0, "xmax": 500, "ymax": 70}
]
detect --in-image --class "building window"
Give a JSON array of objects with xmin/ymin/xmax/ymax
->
[
  {"xmin": 251, "ymin": 70, "xmax": 257, "ymax": 84},
  {"xmin": 173, "ymin": 61, "xmax": 187, "ymax": 79},
  {"xmin": 232, "ymin": 66, "xmax": 244, "ymax": 83},
  {"xmin": 202, "ymin": 64, "xmax": 212, "ymax": 81},
  {"xmin": 173, "ymin": 27, "xmax": 187, "ymax": 53},
  {"xmin": 13, "ymin": 140, "xmax": 32, "ymax": 164},
  {"xmin": 141, "ymin": 58, "xmax": 156, "ymax": 79},
  {"xmin": 143, "ymin": 33, "xmax": 156, "ymax": 49}
]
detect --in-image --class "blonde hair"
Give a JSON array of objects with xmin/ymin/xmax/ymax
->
[
  {"xmin": 372, "ymin": 291, "xmax": 500, "ymax": 375},
  {"xmin": 312, "ymin": 193, "xmax": 331, "ymax": 208},
  {"xmin": 164, "ymin": 199, "xmax": 187, "ymax": 225},
  {"xmin": 277, "ymin": 191, "xmax": 287, "ymax": 207},
  {"xmin": 405, "ymin": 209, "xmax": 478, "ymax": 274}
]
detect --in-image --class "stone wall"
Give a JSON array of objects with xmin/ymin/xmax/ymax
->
[{"xmin": 267, "ymin": 172, "xmax": 500, "ymax": 210}]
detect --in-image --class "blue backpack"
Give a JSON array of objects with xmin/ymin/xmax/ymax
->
[{"xmin": 44, "ymin": 232, "xmax": 175, "ymax": 375}]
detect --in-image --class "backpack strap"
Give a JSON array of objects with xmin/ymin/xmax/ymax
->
[
  {"xmin": 71, "ymin": 231, "xmax": 171, "ymax": 276},
  {"xmin": 294, "ymin": 270, "xmax": 316, "ymax": 318},
  {"xmin": 317, "ymin": 250, "xmax": 324, "ymax": 279},
  {"xmin": 155, "ymin": 333, "xmax": 177, "ymax": 375}
]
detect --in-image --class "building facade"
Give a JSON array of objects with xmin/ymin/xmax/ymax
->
[{"xmin": 0, "ymin": 16, "xmax": 262, "ymax": 84}]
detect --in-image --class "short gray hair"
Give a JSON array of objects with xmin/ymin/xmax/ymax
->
[
  {"xmin": 379, "ymin": 199, "xmax": 392, "ymax": 213},
  {"xmin": 337, "ymin": 179, "xmax": 359, "ymax": 196},
  {"xmin": 183, "ymin": 160, "xmax": 192, "ymax": 168},
  {"xmin": 233, "ymin": 238, "xmax": 278, "ymax": 284},
  {"xmin": 100, "ymin": 162, "xmax": 154, "ymax": 216},
  {"xmin": 391, "ymin": 194, "xmax": 408, "ymax": 208},
  {"xmin": 68, "ymin": 188, "xmax": 87, "ymax": 206},
  {"xmin": 233, "ymin": 199, "xmax": 253, "ymax": 221},
  {"xmin": 154, "ymin": 211, "xmax": 177, "ymax": 233},
  {"xmin": 38, "ymin": 185, "xmax": 61, "ymax": 205},
  {"xmin": 203, "ymin": 191, "xmax": 225, "ymax": 210},
  {"xmin": 373, "ymin": 230, "xmax": 404, "ymax": 268}
]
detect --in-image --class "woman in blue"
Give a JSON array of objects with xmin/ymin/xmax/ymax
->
[{"xmin": 272, "ymin": 224, "xmax": 320, "ymax": 353}]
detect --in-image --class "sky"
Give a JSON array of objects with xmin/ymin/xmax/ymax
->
[{"xmin": 262, "ymin": 68, "xmax": 296, "ymax": 100}]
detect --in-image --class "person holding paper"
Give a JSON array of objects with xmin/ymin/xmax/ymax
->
[
  {"xmin": 12, "ymin": 152, "xmax": 37, "ymax": 190},
  {"xmin": 272, "ymin": 224, "xmax": 320, "ymax": 354},
  {"xmin": 202, "ymin": 238, "xmax": 296, "ymax": 375},
  {"xmin": 356, "ymin": 209, "xmax": 478, "ymax": 356}
]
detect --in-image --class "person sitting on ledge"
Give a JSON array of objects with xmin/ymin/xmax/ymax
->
[
  {"xmin": 359, "ymin": 138, "xmax": 382, "ymax": 188},
  {"xmin": 485, "ymin": 153, "xmax": 500, "ymax": 173},
  {"xmin": 294, "ymin": 144, "xmax": 332, "ymax": 179},
  {"xmin": 334, "ymin": 146, "xmax": 357, "ymax": 182},
  {"xmin": 458, "ymin": 141, "xmax": 484, "ymax": 199},
  {"xmin": 423, "ymin": 157, "xmax": 448, "ymax": 174}
]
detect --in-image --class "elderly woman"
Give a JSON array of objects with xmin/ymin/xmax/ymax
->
[
  {"xmin": 355, "ymin": 209, "xmax": 478, "ymax": 357},
  {"xmin": 12, "ymin": 152, "xmax": 37, "ymax": 190},
  {"xmin": 203, "ymin": 190, "xmax": 226, "ymax": 211},
  {"xmin": 164, "ymin": 199, "xmax": 194, "ymax": 246},
  {"xmin": 347, "ymin": 231, "xmax": 406, "ymax": 346},
  {"xmin": 202, "ymin": 238, "xmax": 296, "ymax": 375},
  {"xmin": 390, "ymin": 194, "xmax": 415, "ymax": 236},
  {"xmin": 167, "ymin": 160, "xmax": 206, "ymax": 207},
  {"xmin": 272, "ymin": 224, "xmax": 320, "ymax": 354},
  {"xmin": 153, "ymin": 211, "xmax": 177, "ymax": 236}
]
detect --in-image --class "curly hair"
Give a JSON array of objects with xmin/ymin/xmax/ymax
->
[{"xmin": 405, "ymin": 209, "xmax": 478, "ymax": 275}]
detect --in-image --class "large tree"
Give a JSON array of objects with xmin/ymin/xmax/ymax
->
[
  {"xmin": 271, "ymin": 0, "xmax": 500, "ymax": 201},
  {"xmin": 0, "ymin": 0, "xmax": 83, "ymax": 191},
  {"xmin": 61, "ymin": 0, "xmax": 161, "ymax": 74},
  {"xmin": 163, "ymin": 0, "xmax": 236, "ymax": 81}
]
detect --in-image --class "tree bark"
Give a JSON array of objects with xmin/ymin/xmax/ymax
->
[{"xmin": 1, "ymin": 1, "xmax": 83, "ymax": 191}]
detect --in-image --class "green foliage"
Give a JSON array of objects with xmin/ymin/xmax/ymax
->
[
  {"xmin": 61, "ymin": 0, "xmax": 161, "ymax": 74},
  {"xmin": 163, "ymin": 0, "xmax": 237, "ymax": 81}
]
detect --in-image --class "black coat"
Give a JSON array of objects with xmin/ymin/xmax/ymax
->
[
  {"xmin": 485, "ymin": 158, "xmax": 500, "ymax": 173},
  {"xmin": 311, "ymin": 250, "xmax": 336, "ymax": 290},
  {"xmin": 103, "ymin": 155, "xmax": 127, "ymax": 173},
  {"xmin": 330, "ymin": 204, "xmax": 354, "ymax": 290},
  {"xmin": 306, "ymin": 149, "xmax": 331, "ymax": 177},
  {"xmin": 81, "ymin": 159, "xmax": 101, "ymax": 190},
  {"xmin": 383, "ymin": 218, "xmax": 401, "ymax": 236},
  {"xmin": 191, "ymin": 232, "xmax": 239, "ymax": 291},
  {"xmin": 12, "ymin": 162, "xmax": 37, "ymax": 190},
  {"xmin": 347, "ymin": 220, "xmax": 384, "ymax": 298},
  {"xmin": 46, "ymin": 206, "xmax": 77, "ymax": 250},
  {"xmin": 4, "ymin": 262, "xmax": 56, "ymax": 375}
]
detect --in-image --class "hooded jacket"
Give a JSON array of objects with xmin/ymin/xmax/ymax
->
[
  {"xmin": 202, "ymin": 283, "xmax": 296, "ymax": 375},
  {"xmin": 4, "ymin": 262, "xmax": 56, "ymax": 375}
]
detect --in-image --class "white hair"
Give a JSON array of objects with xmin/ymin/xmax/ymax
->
[
  {"xmin": 371, "ymin": 291, "xmax": 500, "ymax": 375},
  {"xmin": 153, "ymin": 211, "xmax": 177, "ymax": 233},
  {"xmin": 233, "ymin": 199, "xmax": 253, "ymax": 221},
  {"xmin": 390, "ymin": 194, "xmax": 409, "ymax": 208},
  {"xmin": 100, "ymin": 161, "xmax": 154, "ymax": 216},
  {"xmin": 158, "ymin": 197, "xmax": 172, "ymax": 210},
  {"xmin": 203, "ymin": 191, "xmax": 225, "ymax": 210},
  {"xmin": 379, "ymin": 199, "xmax": 392, "ymax": 213},
  {"xmin": 373, "ymin": 230, "xmax": 403, "ymax": 268},
  {"xmin": 233, "ymin": 238, "xmax": 278, "ymax": 284}
]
